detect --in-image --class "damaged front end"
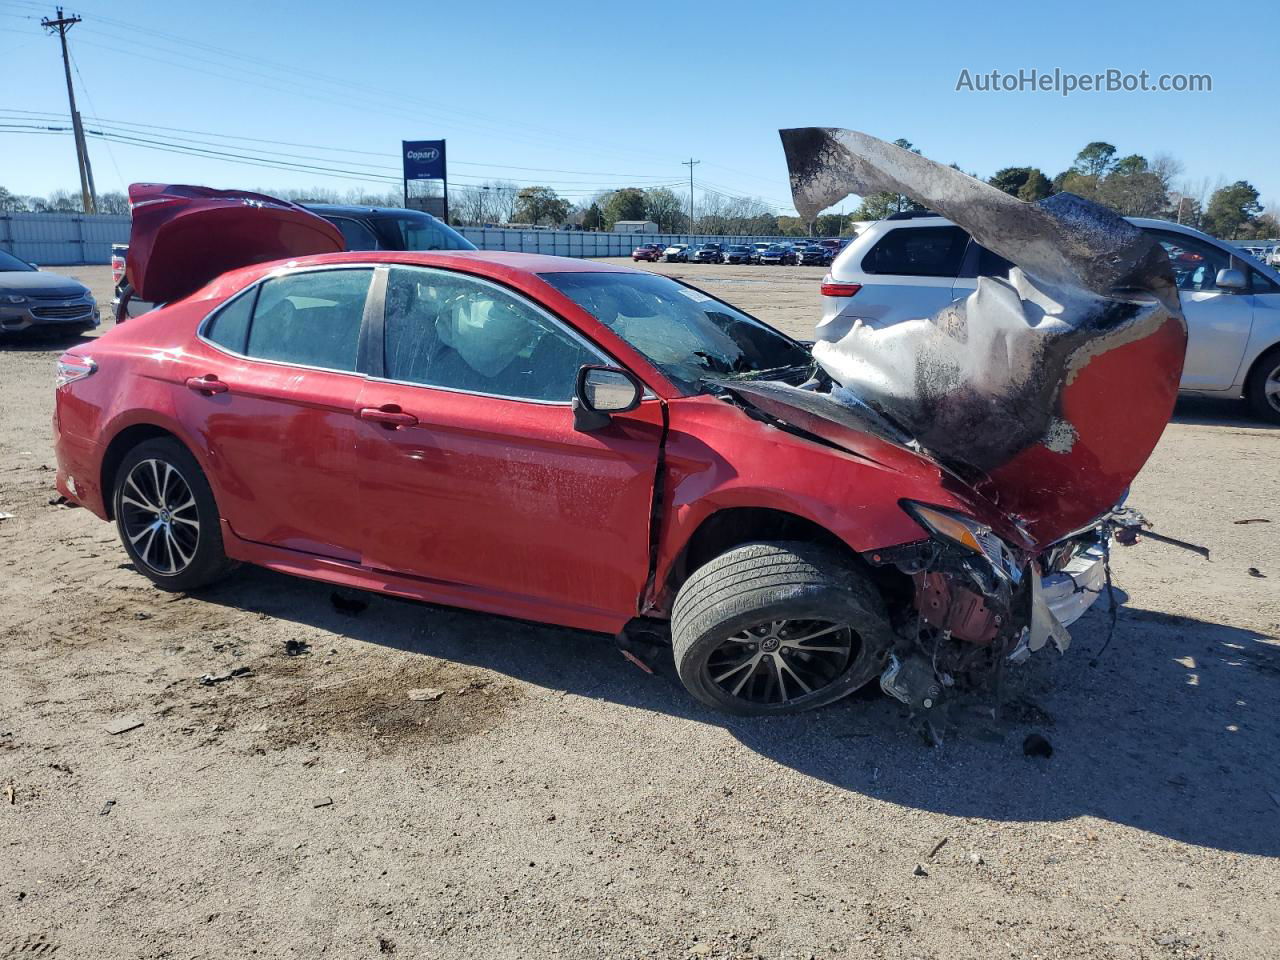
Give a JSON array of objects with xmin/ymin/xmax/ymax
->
[
  {"xmin": 764, "ymin": 128, "xmax": 1190, "ymax": 723},
  {"xmin": 867, "ymin": 506, "xmax": 1102, "ymax": 718}
]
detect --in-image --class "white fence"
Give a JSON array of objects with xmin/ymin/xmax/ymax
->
[
  {"xmin": 0, "ymin": 212, "xmax": 802, "ymax": 266},
  {"xmin": 0, "ymin": 213, "xmax": 131, "ymax": 266}
]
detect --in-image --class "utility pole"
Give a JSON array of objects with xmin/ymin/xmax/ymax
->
[
  {"xmin": 682, "ymin": 158, "xmax": 699, "ymax": 240},
  {"xmin": 42, "ymin": 6, "xmax": 97, "ymax": 214}
]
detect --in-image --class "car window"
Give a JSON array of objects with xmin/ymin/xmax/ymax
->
[
  {"xmin": 371, "ymin": 215, "xmax": 476, "ymax": 252},
  {"xmin": 382, "ymin": 266, "xmax": 600, "ymax": 402},
  {"xmin": 975, "ymin": 244, "xmax": 1014, "ymax": 279},
  {"xmin": 861, "ymin": 226, "xmax": 968, "ymax": 278},
  {"xmin": 1148, "ymin": 231, "xmax": 1230, "ymax": 292},
  {"xmin": 244, "ymin": 269, "xmax": 372, "ymax": 372},
  {"xmin": 326, "ymin": 217, "xmax": 380, "ymax": 251},
  {"xmin": 204, "ymin": 288, "xmax": 256, "ymax": 354},
  {"xmin": 1252, "ymin": 270, "xmax": 1280, "ymax": 294},
  {"xmin": 542, "ymin": 271, "xmax": 814, "ymax": 394}
]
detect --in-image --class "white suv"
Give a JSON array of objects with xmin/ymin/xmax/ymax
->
[{"xmin": 819, "ymin": 213, "xmax": 1280, "ymax": 423}]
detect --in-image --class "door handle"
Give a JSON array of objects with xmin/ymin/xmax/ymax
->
[
  {"xmin": 185, "ymin": 375, "xmax": 228, "ymax": 395},
  {"xmin": 358, "ymin": 405, "xmax": 418, "ymax": 429}
]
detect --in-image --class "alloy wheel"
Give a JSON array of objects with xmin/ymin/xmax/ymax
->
[
  {"xmin": 704, "ymin": 618, "xmax": 856, "ymax": 706},
  {"xmin": 1266, "ymin": 362, "xmax": 1280, "ymax": 415},
  {"xmin": 119, "ymin": 458, "xmax": 201, "ymax": 575}
]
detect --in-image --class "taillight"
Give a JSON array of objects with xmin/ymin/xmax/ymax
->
[
  {"xmin": 820, "ymin": 282, "xmax": 862, "ymax": 297},
  {"xmin": 111, "ymin": 257, "xmax": 125, "ymax": 285},
  {"xmin": 55, "ymin": 353, "xmax": 96, "ymax": 388}
]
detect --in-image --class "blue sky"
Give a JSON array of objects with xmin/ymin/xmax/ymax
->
[{"xmin": 2, "ymin": 0, "xmax": 1276, "ymax": 215}]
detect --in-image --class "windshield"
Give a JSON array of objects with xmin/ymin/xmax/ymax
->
[
  {"xmin": 0, "ymin": 250, "xmax": 35, "ymax": 272},
  {"xmin": 371, "ymin": 214, "xmax": 476, "ymax": 252},
  {"xmin": 540, "ymin": 271, "xmax": 814, "ymax": 393}
]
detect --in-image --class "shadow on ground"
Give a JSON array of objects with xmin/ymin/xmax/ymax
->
[
  {"xmin": 1171, "ymin": 394, "xmax": 1277, "ymax": 429},
  {"xmin": 195, "ymin": 565, "xmax": 1280, "ymax": 857}
]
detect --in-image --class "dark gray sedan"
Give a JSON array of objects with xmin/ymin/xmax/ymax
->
[{"xmin": 0, "ymin": 251, "xmax": 98, "ymax": 338}]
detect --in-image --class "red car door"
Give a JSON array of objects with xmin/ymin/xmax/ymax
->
[
  {"xmin": 178, "ymin": 267, "xmax": 375, "ymax": 562},
  {"xmin": 353, "ymin": 264, "xmax": 663, "ymax": 629}
]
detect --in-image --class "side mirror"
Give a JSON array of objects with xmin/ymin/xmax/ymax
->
[
  {"xmin": 573, "ymin": 365, "xmax": 642, "ymax": 432},
  {"xmin": 27, "ymin": 262, "xmax": 39, "ymax": 270},
  {"xmin": 1216, "ymin": 268, "xmax": 1248, "ymax": 292}
]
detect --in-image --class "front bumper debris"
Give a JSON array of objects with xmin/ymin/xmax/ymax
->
[{"xmin": 1041, "ymin": 544, "xmax": 1107, "ymax": 628}]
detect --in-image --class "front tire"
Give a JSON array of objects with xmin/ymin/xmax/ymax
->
[
  {"xmin": 1245, "ymin": 345, "xmax": 1280, "ymax": 424},
  {"xmin": 671, "ymin": 541, "xmax": 894, "ymax": 716},
  {"xmin": 113, "ymin": 437, "xmax": 232, "ymax": 592}
]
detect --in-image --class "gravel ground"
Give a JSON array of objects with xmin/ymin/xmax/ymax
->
[{"xmin": 2, "ymin": 262, "xmax": 1278, "ymax": 959}]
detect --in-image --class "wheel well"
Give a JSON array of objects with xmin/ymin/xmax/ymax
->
[
  {"xmin": 664, "ymin": 507, "xmax": 914, "ymax": 616},
  {"xmin": 1245, "ymin": 341, "xmax": 1280, "ymax": 393},
  {"xmin": 99, "ymin": 424, "xmax": 179, "ymax": 519}
]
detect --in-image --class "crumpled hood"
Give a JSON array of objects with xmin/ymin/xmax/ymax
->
[
  {"xmin": 0, "ymin": 271, "xmax": 88, "ymax": 297},
  {"xmin": 778, "ymin": 128, "xmax": 1186, "ymax": 548},
  {"xmin": 125, "ymin": 183, "xmax": 344, "ymax": 304}
]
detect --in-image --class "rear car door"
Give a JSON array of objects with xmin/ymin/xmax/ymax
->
[
  {"xmin": 354, "ymin": 265, "xmax": 663, "ymax": 627},
  {"xmin": 1145, "ymin": 230, "xmax": 1254, "ymax": 390},
  {"xmin": 182, "ymin": 266, "xmax": 375, "ymax": 561}
]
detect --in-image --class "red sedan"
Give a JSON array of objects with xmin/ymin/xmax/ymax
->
[
  {"xmin": 53, "ymin": 186, "xmax": 1120, "ymax": 717},
  {"xmin": 631, "ymin": 243, "xmax": 664, "ymax": 262}
]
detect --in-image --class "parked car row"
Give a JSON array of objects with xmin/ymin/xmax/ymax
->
[{"xmin": 633, "ymin": 238, "xmax": 850, "ymax": 265}]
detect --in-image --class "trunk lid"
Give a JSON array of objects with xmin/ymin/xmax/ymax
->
[{"xmin": 124, "ymin": 184, "xmax": 344, "ymax": 304}]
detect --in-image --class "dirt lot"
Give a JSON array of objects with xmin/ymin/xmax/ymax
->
[{"xmin": 2, "ymin": 262, "xmax": 1278, "ymax": 959}]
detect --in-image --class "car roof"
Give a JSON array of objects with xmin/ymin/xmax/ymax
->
[{"xmin": 239, "ymin": 249, "xmax": 642, "ymax": 279}]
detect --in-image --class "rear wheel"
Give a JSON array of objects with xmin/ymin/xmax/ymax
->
[
  {"xmin": 1245, "ymin": 345, "xmax": 1280, "ymax": 424},
  {"xmin": 113, "ymin": 437, "xmax": 232, "ymax": 592},
  {"xmin": 671, "ymin": 541, "xmax": 893, "ymax": 716}
]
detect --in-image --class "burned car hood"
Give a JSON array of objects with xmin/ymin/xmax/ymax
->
[
  {"xmin": 778, "ymin": 128, "xmax": 1186, "ymax": 548},
  {"xmin": 124, "ymin": 183, "xmax": 344, "ymax": 304}
]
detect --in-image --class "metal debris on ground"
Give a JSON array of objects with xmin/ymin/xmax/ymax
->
[
  {"xmin": 1248, "ymin": 568, "xmax": 1267, "ymax": 579},
  {"xmin": 927, "ymin": 837, "xmax": 949, "ymax": 860},
  {"xmin": 1234, "ymin": 518, "xmax": 1271, "ymax": 525},
  {"xmin": 198, "ymin": 666, "xmax": 251, "ymax": 686},
  {"xmin": 1023, "ymin": 733, "xmax": 1054, "ymax": 758},
  {"xmin": 284, "ymin": 639, "xmax": 310, "ymax": 656},
  {"xmin": 620, "ymin": 649, "xmax": 654, "ymax": 674},
  {"xmin": 99, "ymin": 799, "xmax": 116, "ymax": 816},
  {"xmin": 312, "ymin": 797, "xmax": 333, "ymax": 808},
  {"xmin": 105, "ymin": 715, "xmax": 145, "ymax": 736},
  {"xmin": 912, "ymin": 863, "xmax": 929, "ymax": 877},
  {"xmin": 407, "ymin": 687, "xmax": 444, "ymax": 702},
  {"xmin": 0, "ymin": 511, "xmax": 14, "ymax": 521}
]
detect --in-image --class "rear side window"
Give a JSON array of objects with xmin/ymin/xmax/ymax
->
[
  {"xmin": 975, "ymin": 244, "xmax": 1015, "ymax": 278},
  {"xmin": 861, "ymin": 226, "xmax": 968, "ymax": 277},
  {"xmin": 243, "ymin": 269, "xmax": 372, "ymax": 371},
  {"xmin": 204, "ymin": 289, "xmax": 255, "ymax": 354}
]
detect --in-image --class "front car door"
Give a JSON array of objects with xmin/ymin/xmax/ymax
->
[
  {"xmin": 1146, "ymin": 229, "xmax": 1254, "ymax": 391},
  {"xmin": 354, "ymin": 265, "xmax": 663, "ymax": 631},
  {"xmin": 181, "ymin": 266, "xmax": 375, "ymax": 561}
]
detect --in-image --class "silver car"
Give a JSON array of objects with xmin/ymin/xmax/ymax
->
[
  {"xmin": 0, "ymin": 251, "xmax": 99, "ymax": 338},
  {"xmin": 820, "ymin": 214, "xmax": 1280, "ymax": 422}
]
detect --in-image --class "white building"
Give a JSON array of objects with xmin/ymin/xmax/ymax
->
[{"xmin": 613, "ymin": 220, "xmax": 658, "ymax": 234}]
